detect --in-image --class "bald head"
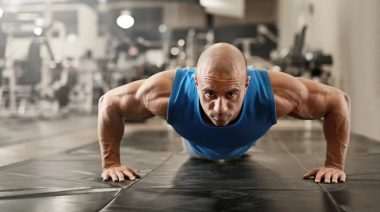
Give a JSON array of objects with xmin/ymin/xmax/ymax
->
[
  {"xmin": 196, "ymin": 43, "xmax": 247, "ymax": 80},
  {"xmin": 194, "ymin": 43, "xmax": 249, "ymax": 126}
]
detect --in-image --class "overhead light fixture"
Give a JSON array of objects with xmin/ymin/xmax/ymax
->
[
  {"xmin": 170, "ymin": 47, "xmax": 179, "ymax": 56},
  {"xmin": 67, "ymin": 33, "xmax": 77, "ymax": 43},
  {"xmin": 178, "ymin": 39, "xmax": 185, "ymax": 47},
  {"xmin": 33, "ymin": 27, "xmax": 42, "ymax": 36},
  {"xmin": 305, "ymin": 52, "xmax": 314, "ymax": 61},
  {"xmin": 116, "ymin": 11, "xmax": 134, "ymax": 29},
  {"xmin": 158, "ymin": 24, "xmax": 167, "ymax": 33},
  {"xmin": 0, "ymin": 8, "xmax": 3, "ymax": 19}
]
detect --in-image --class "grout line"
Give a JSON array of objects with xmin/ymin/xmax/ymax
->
[
  {"xmin": 96, "ymin": 188, "xmax": 123, "ymax": 212},
  {"xmin": 138, "ymin": 187, "xmax": 313, "ymax": 191},
  {"xmin": 345, "ymin": 172, "xmax": 380, "ymax": 176},
  {"xmin": 0, "ymin": 124, "xmax": 96, "ymax": 148},
  {"xmin": 319, "ymin": 185, "xmax": 344, "ymax": 212},
  {"xmin": 276, "ymin": 136, "xmax": 343, "ymax": 212},
  {"xmin": 0, "ymin": 127, "xmax": 98, "ymax": 168},
  {"xmin": 0, "ymin": 187, "xmax": 119, "ymax": 200},
  {"xmin": 277, "ymin": 138, "xmax": 308, "ymax": 171},
  {"xmin": 0, "ymin": 171, "xmax": 105, "ymax": 187},
  {"xmin": 348, "ymin": 179, "xmax": 380, "ymax": 182},
  {"xmin": 98, "ymin": 154, "xmax": 174, "ymax": 212}
]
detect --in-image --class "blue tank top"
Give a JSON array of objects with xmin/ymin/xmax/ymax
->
[{"xmin": 166, "ymin": 66, "xmax": 277, "ymax": 160}]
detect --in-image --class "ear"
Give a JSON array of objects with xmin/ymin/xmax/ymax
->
[
  {"xmin": 194, "ymin": 74, "xmax": 199, "ymax": 87},
  {"xmin": 245, "ymin": 76, "xmax": 250, "ymax": 88}
]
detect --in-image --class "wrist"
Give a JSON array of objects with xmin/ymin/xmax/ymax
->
[
  {"xmin": 101, "ymin": 147, "xmax": 121, "ymax": 169},
  {"xmin": 325, "ymin": 161, "xmax": 344, "ymax": 170},
  {"xmin": 102, "ymin": 158, "xmax": 121, "ymax": 169}
]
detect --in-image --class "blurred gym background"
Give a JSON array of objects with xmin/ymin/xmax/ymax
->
[{"xmin": 0, "ymin": 0, "xmax": 379, "ymax": 141}]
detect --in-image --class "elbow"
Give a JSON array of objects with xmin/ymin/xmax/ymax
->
[
  {"xmin": 343, "ymin": 93, "xmax": 351, "ymax": 117},
  {"xmin": 330, "ymin": 91, "xmax": 351, "ymax": 114},
  {"xmin": 98, "ymin": 93, "xmax": 108, "ymax": 111},
  {"xmin": 340, "ymin": 92, "xmax": 351, "ymax": 109},
  {"xmin": 343, "ymin": 93, "xmax": 351, "ymax": 107},
  {"xmin": 98, "ymin": 92, "xmax": 119, "ymax": 115},
  {"xmin": 98, "ymin": 95, "xmax": 105, "ymax": 107},
  {"xmin": 98, "ymin": 94, "xmax": 107, "ymax": 117}
]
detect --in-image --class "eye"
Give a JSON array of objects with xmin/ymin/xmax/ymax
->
[
  {"xmin": 205, "ymin": 92, "xmax": 216, "ymax": 99},
  {"xmin": 226, "ymin": 91, "xmax": 238, "ymax": 98}
]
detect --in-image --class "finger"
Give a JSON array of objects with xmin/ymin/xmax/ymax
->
[
  {"xmin": 116, "ymin": 171, "xmax": 125, "ymax": 182},
  {"xmin": 129, "ymin": 168, "xmax": 141, "ymax": 178},
  {"xmin": 315, "ymin": 170, "xmax": 325, "ymax": 183},
  {"xmin": 109, "ymin": 171, "xmax": 118, "ymax": 182},
  {"xmin": 332, "ymin": 172, "xmax": 339, "ymax": 183},
  {"xmin": 324, "ymin": 172, "xmax": 332, "ymax": 183},
  {"xmin": 339, "ymin": 173, "xmax": 346, "ymax": 182},
  {"xmin": 122, "ymin": 170, "xmax": 136, "ymax": 180},
  {"xmin": 101, "ymin": 172, "xmax": 109, "ymax": 181},
  {"xmin": 303, "ymin": 168, "xmax": 318, "ymax": 179}
]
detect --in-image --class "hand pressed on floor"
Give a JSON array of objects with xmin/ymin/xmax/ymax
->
[
  {"xmin": 102, "ymin": 164, "xmax": 140, "ymax": 182},
  {"xmin": 303, "ymin": 166, "xmax": 346, "ymax": 183}
]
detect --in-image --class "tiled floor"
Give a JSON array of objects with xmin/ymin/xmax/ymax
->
[{"xmin": 0, "ymin": 116, "xmax": 379, "ymax": 211}]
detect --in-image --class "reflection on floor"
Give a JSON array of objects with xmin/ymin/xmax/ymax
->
[{"xmin": 0, "ymin": 116, "xmax": 379, "ymax": 211}]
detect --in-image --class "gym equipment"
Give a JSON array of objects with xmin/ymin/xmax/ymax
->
[
  {"xmin": 0, "ymin": 21, "xmax": 79, "ymax": 118},
  {"xmin": 272, "ymin": 26, "xmax": 333, "ymax": 84},
  {"xmin": 185, "ymin": 29, "xmax": 215, "ymax": 67},
  {"xmin": 164, "ymin": 23, "xmax": 277, "ymax": 69}
]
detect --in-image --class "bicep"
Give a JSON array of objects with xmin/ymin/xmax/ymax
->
[
  {"xmin": 135, "ymin": 70, "xmax": 174, "ymax": 119},
  {"xmin": 100, "ymin": 80, "xmax": 154, "ymax": 119}
]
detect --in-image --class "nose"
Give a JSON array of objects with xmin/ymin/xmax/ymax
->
[{"xmin": 213, "ymin": 97, "xmax": 228, "ymax": 114}]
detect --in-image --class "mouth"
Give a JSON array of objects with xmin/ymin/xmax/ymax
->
[
  {"xmin": 212, "ymin": 115, "xmax": 225, "ymax": 120},
  {"xmin": 211, "ymin": 115, "xmax": 230, "ymax": 123},
  {"xmin": 212, "ymin": 120, "xmax": 229, "ymax": 126}
]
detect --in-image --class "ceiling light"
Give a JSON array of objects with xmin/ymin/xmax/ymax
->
[
  {"xmin": 33, "ymin": 27, "xmax": 42, "ymax": 36},
  {"xmin": 67, "ymin": 33, "xmax": 77, "ymax": 42},
  {"xmin": 116, "ymin": 11, "xmax": 134, "ymax": 29}
]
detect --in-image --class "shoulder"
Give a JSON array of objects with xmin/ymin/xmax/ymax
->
[
  {"xmin": 266, "ymin": 70, "xmax": 308, "ymax": 118},
  {"xmin": 267, "ymin": 71, "xmax": 305, "ymax": 91},
  {"xmin": 267, "ymin": 70, "xmax": 339, "ymax": 100},
  {"xmin": 267, "ymin": 70, "xmax": 309, "ymax": 100},
  {"xmin": 136, "ymin": 69, "xmax": 176, "ymax": 99},
  {"xmin": 136, "ymin": 67, "xmax": 196, "ymax": 98},
  {"xmin": 134, "ymin": 69, "xmax": 176, "ymax": 118},
  {"xmin": 146, "ymin": 69, "xmax": 176, "ymax": 84}
]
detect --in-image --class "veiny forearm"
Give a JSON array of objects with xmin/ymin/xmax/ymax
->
[
  {"xmin": 323, "ymin": 94, "xmax": 351, "ymax": 170},
  {"xmin": 98, "ymin": 99, "xmax": 125, "ymax": 169}
]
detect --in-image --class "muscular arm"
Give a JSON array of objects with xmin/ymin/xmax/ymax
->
[
  {"xmin": 98, "ymin": 70, "xmax": 174, "ymax": 181},
  {"xmin": 269, "ymin": 71, "xmax": 351, "ymax": 183}
]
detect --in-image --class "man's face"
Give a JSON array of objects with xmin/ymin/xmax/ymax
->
[{"xmin": 195, "ymin": 69, "xmax": 249, "ymax": 126}]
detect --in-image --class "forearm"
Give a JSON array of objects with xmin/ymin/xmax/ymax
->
[
  {"xmin": 323, "ymin": 94, "xmax": 351, "ymax": 170},
  {"xmin": 98, "ymin": 98, "xmax": 125, "ymax": 169}
]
